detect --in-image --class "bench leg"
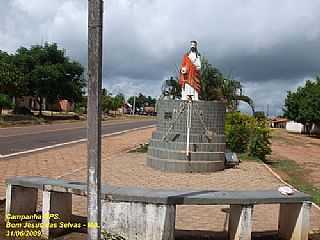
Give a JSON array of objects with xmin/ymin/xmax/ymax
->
[
  {"xmin": 278, "ymin": 202, "xmax": 311, "ymax": 240},
  {"xmin": 5, "ymin": 184, "xmax": 38, "ymax": 220},
  {"xmin": 228, "ymin": 204, "xmax": 253, "ymax": 240},
  {"xmin": 101, "ymin": 201, "xmax": 176, "ymax": 240},
  {"xmin": 42, "ymin": 191, "xmax": 72, "ymax": 239}
]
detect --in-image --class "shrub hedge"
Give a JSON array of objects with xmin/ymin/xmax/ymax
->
[{"xmin": 225, "ymin": 112, "xmax": 272, "ymax": 160}]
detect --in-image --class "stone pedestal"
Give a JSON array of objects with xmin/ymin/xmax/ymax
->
[{"xmin": 147, "ymin": 100, "xmax": 226, "ymax": 172}]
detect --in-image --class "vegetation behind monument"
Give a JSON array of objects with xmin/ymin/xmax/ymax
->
[
  {"xmin": 225, "ymin": 112, "xmax": 272, "ymax": 160},
  {"xmin": 163, "ymin": 55, "xmax": 271, "ymax": 160},
  {"xmin": 283, "ymin": 76, "xmax": 320, "ymax": 133}
]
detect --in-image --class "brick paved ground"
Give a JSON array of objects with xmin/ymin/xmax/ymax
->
[{"xmin": 0, "ymin": 127, "xmax": 319, "ymax": 238}]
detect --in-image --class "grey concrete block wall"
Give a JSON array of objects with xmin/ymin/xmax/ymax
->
[{"xmin": 147, "ymin": 100, "xmax": 226, "ymax": 173}]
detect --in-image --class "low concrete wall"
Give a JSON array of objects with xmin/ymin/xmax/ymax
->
[{"xmin": 101, "ymin": 201, "xmax": 175, "ymax": 240}]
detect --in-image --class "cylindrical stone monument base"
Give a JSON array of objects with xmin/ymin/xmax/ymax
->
[{"xmin": 146, "ymin": 100, "xmax": 226, "ymax": 173}]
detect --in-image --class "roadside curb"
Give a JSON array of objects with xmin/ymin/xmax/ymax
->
[
  {"xmin": 262, "ymin": 162, "xmax": 320, "ymax": 212},
  {"xmin": 0, "ymin": 125, "xmax": 155, "ymax": 160}
]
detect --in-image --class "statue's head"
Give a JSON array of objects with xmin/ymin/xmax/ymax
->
[{"xmin": 190, "ymin": 40, "xmax": 198, "ymax": 52}]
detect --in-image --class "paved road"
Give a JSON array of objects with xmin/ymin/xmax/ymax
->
[{"xmin": 0, "ymin": 120, "xmax": 156, "ymax": 156}]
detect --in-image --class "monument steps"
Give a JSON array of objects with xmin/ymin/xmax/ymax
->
[
  {"xmin": 147, "ymin": 157, "xmax": 225, "ymax": 172},
  {"xmin": 147, "ymin": 100, "xmax": 226, "ymax": 172},
  {"xmin": 148, "ymin": 147, "xmax": 224, "ymax": 161},
  {"xmin": 149, "ymin": 139, "xmax": 226, "ymax": 152},
  {"xmin": 151, "ymin": 132, "xmax": 226, "ymax": 143}
]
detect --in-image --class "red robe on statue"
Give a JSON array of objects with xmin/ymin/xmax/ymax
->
[{"xmin": 179, "ymin": 54, "xmax": 201, "ymax": 94}]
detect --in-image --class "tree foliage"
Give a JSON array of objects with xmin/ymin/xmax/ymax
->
[
  {"xmin": 127, "ymin": 93, "xmax": 156, "ymax": 109},
  {"xmin": 283, "ymin": 76, "xmax": 320, "ymax": 126},
  {"xmin": 200, "ymin": 56, "xmax": 255, "ymax": 113},
  {"xmin": 101, "ymin": 89, "xmax": 125, "ymax": 113},
  {"xmin": 225, "ymin": 112, "xmax": 271, "ymax": 160},
  {"xmin": 0, "ymin": 62, "xmax": 24, "ymax": 96},
  {"xmin": 0, "ymin": 43, "xmax": 85, "ymax": 114},
  {"xmin": 0, "ymin": 51, "xmax": 25, "ymax": 96},
  {"xmin": 0, "ymin": 94, "xmax": 12, "ymax": 115}
]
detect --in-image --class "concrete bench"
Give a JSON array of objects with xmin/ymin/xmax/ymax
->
[{"xmin": 5, "ymin": 176, "xmax": 312, "ymax": 240}]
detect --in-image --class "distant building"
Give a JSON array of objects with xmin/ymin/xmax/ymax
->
[
  {"xmin": 271, "ymin": 118, "xmax": 288, "ymax": 129},
  {"xmin": 285, "ymin": 121, "xmax": 320, "ymax": 135},
  {"xmin": 123, "ymin": 102, "xmax": 132, "ymax": 114},
  {"xmin": 144, "ymin": 106, "xmax": 156, "ymax": 115},
  {"xmin": 16, "ymin": 96, "xmax": 46, "ymax": 111},
  {"xmin": 47, "ymin": 100, "xmax": 75, "ymax": 112},
  {"xmin": 286, "ymin": 121, "xmax": 304, "ymax": 133},
  {"xmin": 16, "ymin": 96, "xmax": 74, "ymax": 112}
]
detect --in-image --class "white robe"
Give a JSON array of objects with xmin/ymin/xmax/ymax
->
[{"xmin": 181, "ymin": 51, "xmax": 201, "ymax": 101}]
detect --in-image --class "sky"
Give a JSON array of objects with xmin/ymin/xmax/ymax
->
[{"xmin": 1, "ymin": 0, "xmax": 320, "ymax": 116}]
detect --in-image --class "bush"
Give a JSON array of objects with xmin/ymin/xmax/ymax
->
[
  {"xmin": 225, "ymin": 112, "xmax": 252, "ymax": 153},
  {"xmin": 248, "ymin": 124, "xmax": 272, "ymax": 160},
  {"xmin": 0, "ymin": 94, "xmax": 13, "ymax": 114},
  {"xmin": 225, "ymin": 112, "xmax": 272, "ymax": 160}
]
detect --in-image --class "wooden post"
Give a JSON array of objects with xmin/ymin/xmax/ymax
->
[{"xmin": 87, "ymin": 0, "xmax": 104, "ymax": 239}]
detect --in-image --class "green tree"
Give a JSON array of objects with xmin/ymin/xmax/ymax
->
[
  {"xmin": 225, "ymin": 112, "xmax": 252, "ymax": 153},
  {"xmin": 0, "ymin": 94, "xmax": 12, "ymax": 115},
  {"xmin": 12, "ymin": 43, "xmax": 85, "ymax": 115},
  {"xmin": 225, "ymin": 112, "xmax": 272, "ymax": 160},
  {"xmin": 200, "ymin": 56, "xmax": 255, "ymax": 113},
  {"xmin": 146, "ymin": 95, "xmax": 156, "ymax": 106},
  {"xmin": 0, "ymin": 62, "xmax": 24, "ymax": 96},
  {"xmin": 248, "ymin": 124, "xmax": 272, "ymax": 160},
  {"xmin": 200, "ymin": 57, "xmax": 224, "ymax": 101},
  {"xmin": 101, "ymin": 89, "xmax": 113, "ymax": 113},
  {"xmin": 0, "ymin": 51, "xmax": 25, "ymax": 96},
  {"xmin": 283, "ymin": 76, "xmax": 320, "ymax": 133},
  {"xmin": 111, "ymin": 93, "xmax": 125, "ymax": 111}
]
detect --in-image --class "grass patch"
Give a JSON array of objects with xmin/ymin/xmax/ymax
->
[
  {"xmin": 270, "ymin": 129, "xmax": 292, "ymax": 144},
  {"xmin": 238, "ymin": 153, "xmax": 262, "ymax": 162},
  {"xmin": 128, "ymin": 143, "xmax": 149, "ymax": 153},
  {"xmin": 0, "ymin": 115, "xmax": 47, "ymax": 127},
  {"xmin": 269, "ymin": 159, "xmax": 320, "ymax": 205},
  {"xmin": 240, "ymin": 152, "xmax": 320, "ymax": 205}
]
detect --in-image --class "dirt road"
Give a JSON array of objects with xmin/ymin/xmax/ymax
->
[{"xmin": 271, "ymin": 129, "xmax": 320, "ymax": 188}]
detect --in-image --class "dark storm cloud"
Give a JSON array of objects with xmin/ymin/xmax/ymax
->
[
  {"xmin": 1, "ymin": 0, "xmax": 320, "ymax": 115},
  {"xmin": 218, "ymin": 38, "xmax": 320, "ymax": 83}
]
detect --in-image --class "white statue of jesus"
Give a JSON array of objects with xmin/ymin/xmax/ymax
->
[{"xmin": 179, "ymin": 41, "xmax": 202, "ymax": 101}]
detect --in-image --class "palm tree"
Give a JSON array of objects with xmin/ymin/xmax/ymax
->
[{"xmin": 200, "ymin": 56, "xmax": 255, "ymax": 113}]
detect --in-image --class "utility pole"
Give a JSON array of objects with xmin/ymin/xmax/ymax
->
[
  {"xmin": 87, "ymin": 0, "xmax": 103, "ymax": 240},
  {"xmin": 133, "ymin": 95, "xmax": 136, "ymax": 115}
]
